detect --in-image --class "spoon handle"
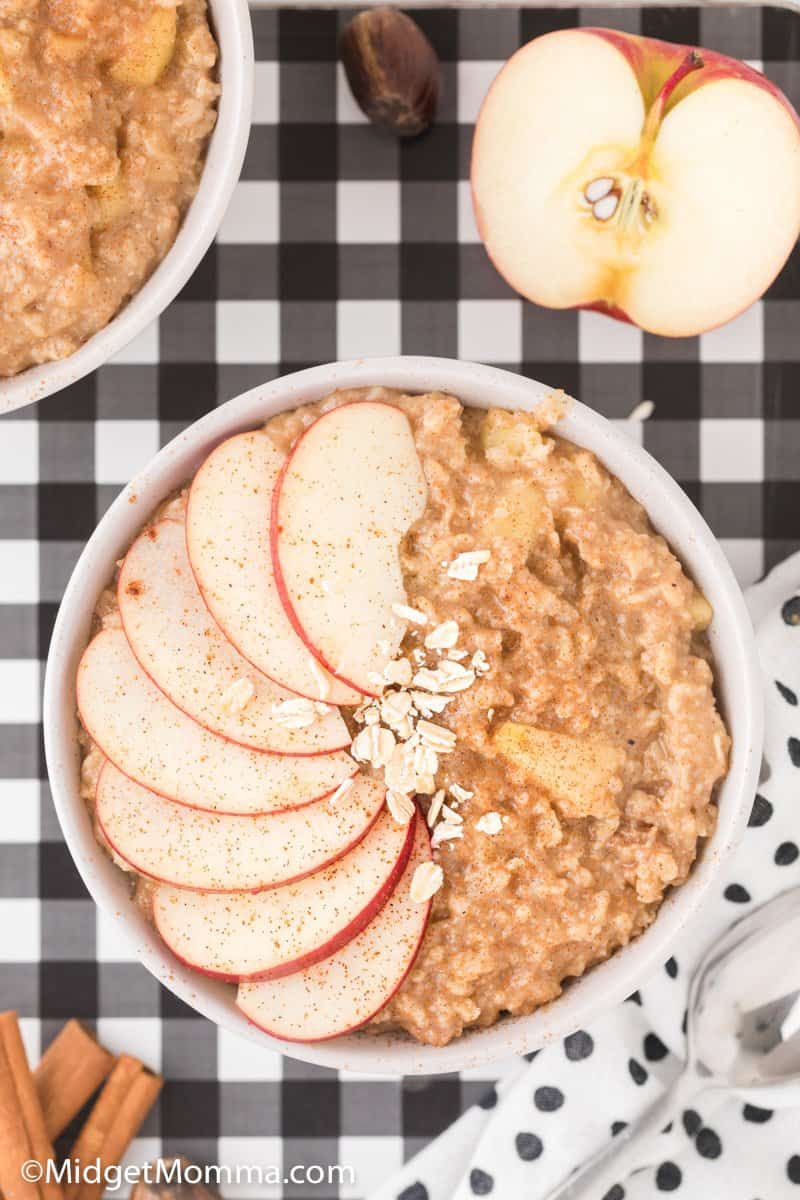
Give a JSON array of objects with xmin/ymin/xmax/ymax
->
[{"xmin": 540, "ymin": 1068, "xmax": 704, "ymax": 1200}]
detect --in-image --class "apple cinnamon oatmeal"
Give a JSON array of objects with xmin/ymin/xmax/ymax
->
[
  {"xmin": 263, "ymin": 387, "xmax": 730, "ymax": 1045},
  {"xmin": 0, "ymin": 0, "xmax": 219, "ymax": 377},
  {"xmin": 76, "ymin": 386, "xmax": 729, "ymax": 1047}
]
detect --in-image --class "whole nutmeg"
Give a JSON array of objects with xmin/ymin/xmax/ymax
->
[{"xmin": 340, "ymin": 7, "xmax": 440, "ymax": 138}]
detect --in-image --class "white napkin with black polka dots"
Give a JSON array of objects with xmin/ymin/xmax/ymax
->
[{"xmin": 372, "ymin": 557, "xmax": 800, "ymax": 1200}]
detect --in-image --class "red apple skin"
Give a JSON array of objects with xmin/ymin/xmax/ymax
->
[
  {"xmin": 589, "ymin": 27, "xmax": 800, "ymax": 132},
  {"xmin": 472, "ymin": 27, "xmax": 800, "ymax": 333},
  {"xmin": 184, "ymin": 433, "xmax": 363, "ymax": 709},
  {"xmin": 153, "ymin": 812, "xmax": 418, "ymax": 983},
  {"xmin": 75, "ymin": 630, "xmax": 360, "ymax": 819},
  {"xmin": 116, "ymin": 522, "xmax": 350, "ymax": 759},
  {"xmin": 240, "ymin": 821, "xmax": 434, "ymax": 1043},
  {"xmin": 183, "ymin": 436, "xmax": 300, "ymax": 700},
  {"xmin": 270, "ymin": 399, "xmax": 410, "ymax": 701},
  {"xmin": 95, "ymin": 761, "xmax": 384, "ymax": 896},
  {"xmin": 243, "ymin": 905, "xmax": 430, "ymax": 1041}
]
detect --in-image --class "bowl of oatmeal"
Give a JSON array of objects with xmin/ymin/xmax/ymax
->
[
  {"xmin": 0, "ymin": 0, "xmax": 253, "ymax": 414},
  {"xmin": 43, "ymin": 356, "xmax": 763, "ymax": 1074}
]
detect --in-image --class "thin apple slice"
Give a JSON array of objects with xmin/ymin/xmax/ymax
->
[
  {"xmin": 186, "ymin": 431, "xmax": 362, "ymax": 706},
  {"xmin": 97, "ymin": 762, "xmax": 384, "ymax": 893},
  {"xmin": 236, "ymin": 813, "xmax": 432, "ymax": 1040},
  {"xmin": 153, "ymin": 807, "xmax": 417, "ymax": 980},
  {"xmin": 77, "ymin": 629, "xmax": 357, "ymax": 815},
  {"xmin": 118, "ymin": 518, "xmax": 349, "ymax": 755},
  {"xmin": 272, "ymin": 402, "xmax": 427, "ymax": 696}
]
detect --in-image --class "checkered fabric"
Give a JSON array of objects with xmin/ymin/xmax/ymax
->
[{"xmin": 0, "ymin": 5, "xmax": 798, "ymax": 1197}]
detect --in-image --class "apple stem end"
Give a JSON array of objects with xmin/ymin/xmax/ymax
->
[{"xmin": 641, "ymin": 50, "xmax": 706, "ymax": 150}]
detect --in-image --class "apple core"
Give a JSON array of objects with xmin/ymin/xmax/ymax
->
[{"xmin": 472, "ymin": 28, "xmax": 800, "ymax": 336}]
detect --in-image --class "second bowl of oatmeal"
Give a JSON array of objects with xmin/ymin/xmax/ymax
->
[
  {"xmin": 43, "ymin": 356, "xmax": 763, "ymax": 1074},
  {"xmin": 0, "ymin": 0, "xmax": 252, "ymax": 414}
]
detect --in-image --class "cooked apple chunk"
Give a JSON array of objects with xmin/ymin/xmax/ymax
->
[
  {"xmin": 689, "ymin": 590, "xmax": 713, "ymax": 631},
  {"xmin": 90, "ymin": 170, "xmax": 129, "ymax": 227},
  {"xmin": 481, "ymin": 410, "xmax": 547, "ymax": 467},
  {"xmin": 495, "ymin": 721, "xmax": 624, "ymax": 819},
  {"xmin": 109, "ymin": 6, "xmax": 177, "ymax": 86},
  {"xmin": 485, "ymin": 480, "xmax": 549, "ymax": 544}
]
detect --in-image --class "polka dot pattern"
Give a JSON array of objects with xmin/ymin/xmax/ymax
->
[
  {"xmin": 775, "ymin": 841, "xmax": 799, "ymax": 866},
  {"xmin": 655, "ymin": 1163, "xmax": 682, "ymax": 1191},
  {"xmin": 644, "ymin": 1033, "xmax": 669, "ymax": 1062},
  {"xmin": 628, "ymin": 1058, "xmax": 648, "ymax": 1086},
  {"xmin": 724, "ymin": 883, "xmax": 751, "ymax": 904},
  {"xmin": 533, "ymin": 1086, "xmax": 564, "ymax": 1112},
  {"xmin": 398, "ymin": 1184, "xmax": 429, "ymax": 1200},
  {"xmin": 748, "ymin": 794, "xmax": 773, "ymax": 827},
  {"xmin": 743, "ymin": 1105, "xmax": 773, "ymax": 1124},
  {"xmin": 789, "ymin": 1156, "xmax": 800, "ymax": 1184},
  {"xmin": 696, "ymin": 1128, "xmax": 722, "ymax": 1159},
  {"xmin": 564, "ymin": 1030, "xmax": 594, "ymax": 1061},
  {"xmin": 469, "ymin": 1168, "xmax": 493, "ymax": 1195},
  {"xmin": 683, "ymin": 1109, "xmax": 702, "ymax": 1138},
  {"xmin": 515, "ymin": 1132, "xmax": 543, "ymax": 1162}
]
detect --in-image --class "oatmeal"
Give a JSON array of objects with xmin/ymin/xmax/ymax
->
[
  {"xmin": 265, "ymin": 388, "xmax": 729, "ymax": 1044},
  {"xmin": 77, "ymin": 387, "xmax": 729, "ymax": 1047},
  {"xmin": 0, "ymin": 0, "xmax": 219, "ymax": 377}
]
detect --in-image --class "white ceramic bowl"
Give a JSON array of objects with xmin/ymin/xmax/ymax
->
[
  {"xmin": 0, "ymin": 0, "xmax": 253, "ymax": 416},
  {"xmin": 43, "ymin": 357, "xmax": 763, "ymax": 1075}
]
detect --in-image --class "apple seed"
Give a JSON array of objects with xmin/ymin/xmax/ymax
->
[
  {"xmin": 584, "ymin": 176, "xmax": 615, "ymax": 203},
  {"xmin": 592, "ymin": 192, "xmax": 620, "ymax": 222}
]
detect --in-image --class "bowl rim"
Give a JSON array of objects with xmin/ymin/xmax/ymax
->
[
  {"xmin": 43, "ymin": 356, "xmax": 764, "ymax": 1075},
  {"xmin": 0, "ymin": 0, "xmax": 254, "ymax": 417}
]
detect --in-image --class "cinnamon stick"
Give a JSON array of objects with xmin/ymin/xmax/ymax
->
[
  {"xmin": 76, "ymin": 1071, "xmax": 162, "ymax": 1200},
  {"xmin": 0, "ymin": 1033, "xmax": 38, "ymax": 1200},
  {"xmin": 0, "ymin": 1011, "xmax": 62, "ymax": 1200},
  {"xmin": 64, "ymin": 1055, "xmax": 162, "ymax": 1200},
  {"xmin": 34, "ymin": 1021, "xmax": 115, "ymax": 1141}
]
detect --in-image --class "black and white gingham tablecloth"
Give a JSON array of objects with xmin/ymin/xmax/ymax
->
[{"xmin": 0, "ymin": 6, "xmax": 798, "ymax": 1197}]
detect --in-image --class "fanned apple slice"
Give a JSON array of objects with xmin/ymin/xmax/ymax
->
[
  {"xmin": 236, "ymin": 813, "xmax": 432, "ymax": 1041},
  {"xmin": 272, "ymin": 402, "xmax": 427, "ymax": 696},
  {"xmin": 153, "ymin": 807, "xmax": 416, "ymax": 980},
  {"xmin": 77, "ymin": 629, "xmax": 357, "ymax": 815},
  {"xmin": 186, "ymin": 431, "xmax": 362, "ymax": 706},
  {"xmin": 118, "ymin": 518, "xmax": 349, "ymax": 755},
  {"xmin": 97, "ymin": 763, "xmax": 384, "ymax": 893}
]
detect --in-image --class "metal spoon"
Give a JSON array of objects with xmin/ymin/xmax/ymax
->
[{"xmin": 545, "ymin": 887, "xmax": 800, "ymax": 1200}]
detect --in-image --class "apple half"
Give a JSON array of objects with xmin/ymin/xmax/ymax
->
[
  {"xmin": 153, "ymin": 807, "xmax": 417, "ymax": 980},
  {"xmin": 96, "ymin": 762, "xmax": 385, "ymax": 893},
  {"xmin": 272, "ymin": 402, "xmax": 427, "ymax": 696},
  {"xmin": 186, "ymin": 431, "xmax": 362, "ymax": 706},
  {"xmin": 236, "ymin": 813, "xmax": 432, "ymax": 1041},
  {"xmin": 76, "ymin": 629, "xmax": 357, "ymax": 815},
  {"xmin": 471, "ymin": 28, "xmax": 800, "ymax": 337},
  {"xmin": 118, "ymin": 518, "xmax": 350, "ymax": 755}
]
